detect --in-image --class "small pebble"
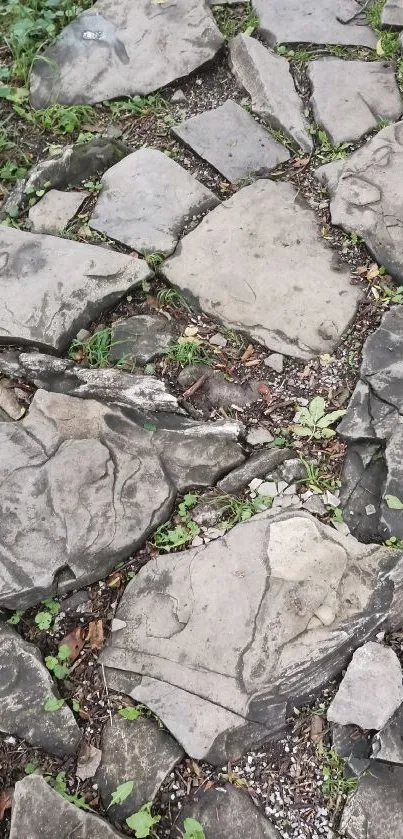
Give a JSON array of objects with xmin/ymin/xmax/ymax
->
[{"xmin": 264, "ymin": 353, "xmax": 284, "ymax": 373}]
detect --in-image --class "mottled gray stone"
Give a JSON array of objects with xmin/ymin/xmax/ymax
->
[
  {"xmin": 109, "ymin": 315, "xmax": 174, "ymax": 366},
  {"xmin": 332, "ymin": 723, "xmax": 372, "ymax": 770},
  {"xmin": 372, "ymin": 704, "xmax": 403, "ymax": 764},
  {"xmin": 163, "ymin": 180, "xmax": 362, "ymax": 358},
  {"xmin": 303, "ymin": 495, "xmax": 327, "ymax": 516},
  {"xmin": 382, "ymin": 0, "xmax": 403, "ymax": 27},
  {"xmin": 328, "ymin": 642, "xmax": 403, "ymax": 730},
  {"xmin": 9, "ymin": 775, "xmax": 124, "ymax": 839},
  {"xmin": 26, "ymin": 137, "xmax": 128, "ymax": 192},
  {"xmin": 0, "ymin": 227, "xmax": 151, "ymax": 352},
  {"xmin": 339, "ymin": 762, "xmax": 403, "ymax": 838},
  {"xmin": 247, "ymin": 426, "xmax": 274, "ymax": 446},
  {"xmin": 0, "ymin": 389, "xmax": 243, "ymax": 610},
  {"xmin": 178, "ymin": 364, "xmax": 259, "ymax": 411},
  {"xmin": 314, "ymin": 159, "xmax": 346, "ymax": 196},
  {"xmin": 217, "ymin": 447, "xmax": 292, "ymax": 493},
  {"xmin": 30, "ymin": 0, "xmax": 223, "ymax": 107},
  {"xmin": 339, "ymin": 443, "xmax": 385, "ymax": 542},
  {"xmin": 191, "ymin": 492, "xmax": 232, "ymax": 527},
  {"xmin": 172, "ymin": 100, "xmax": 289, "ymax": 183},
  {"xmin": 28, "ymin": 189, "xmax": 87, "ymax": 235},
  {"xmin": 89, "ymin": 149, "xmax": 219, "ymax": 255},
  {"xmin": 96, "ymin": 715, "xmax": 183, "ymax": 818},
  {"xmin": 178, "ymin": 784, "xmax": 281, "ymax": 838},
  {"xmin": 0, "ymin": 622, "xmax": 81, "ymax": 756},
  {"xmin": 229, "ymin": 34, "xmax": 312, "ymax": 152},
  {"xmin": 0, "ymin": 380, "xmax": 24, "ymax": 420},
  {"xmin": 308, "ymin": 59, "xmax": 402, "ymax": 145},
  {"xmin": 102, "ymin": 511, "xmax": 403, "ymax": 763},
  {"xmin": 254, "ymin": 0, "xmax": 377, "ymax": 48},
  {"xmin": 264, "ymin": 353, "xmax": 284, "ymax": 373}
]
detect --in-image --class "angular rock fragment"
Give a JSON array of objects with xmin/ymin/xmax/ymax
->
[
  {"xmin": 109, "ymin": 315, "xmax": 174, "ymax": 366},
  {"xmin": 217, "ymin": 447, "xmax": 292, "ymax": 493},
  {"xmin": 332, "ymin": 723, "xmax": 372, "ymax": 776},
  {"xmin": 339, "ymin": 762, "xmax": 403, "ymax": 838},
  {"xmin": 382, "ymin": 0, "xmax": 403, "ymax": 27},
  {"xmin": 89, "ymin": 149, "xmax": 219, "ymax": 255},
  {"xmin": 163, "ymin": 180, "xmax": 362, "ymax": 359},
  {"xmin": 178, "ymin": 364, "xmax": 261, "ymax": 411},
  {"xmin": 372, "ymin": 704, "xmax": 403, "ymax": 764},
  {"xmin": 178, "ymin": 784, "xmax": 281, "ymax": 838},
  {"xmin": 172, "ymin": 100, "xmax": 289, "ymax": 182},
  {"xmin": 29, "ymin": 0, "xmax": 223, "ymax": 107},
  {"xmin": 26, "ymin": 137, "xmax": 128, "ymax": 192},
  {"xmin": 254, "ymin": 0, "xmax": 377, "ymax": 48},
  {"xmin": 28, "ymin": 189, "xmax": 87, "ymax": 235}
]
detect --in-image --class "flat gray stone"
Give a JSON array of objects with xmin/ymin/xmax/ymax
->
[
  {"xmin": 0, "ymin": 379, "xmax": 24, "ymax": 420},
  {"xmin": 163, "ymin": 180, "xmax": 362, "ymax": 359},
  {"xmin": 172, "ymin": 100, "xmax": 289, "ymax": 183},
  {"xmin": 246, "ymin": 426, "xmax": 274, "ymax": 446},
  {"xmin": 29, "ymin": 0, "xmax": 223, "ymax": 107},
  {"xmin": 339, "ymin": 762, "xmax": 403, "ymax": 839},
  {"xmin": 331, "ymin": 121, "xmax": 403, "ymax": 282},
  {"xmin": 327, "ymin": 642, "xmax": 403, "ymax": 730},
  {"xmin": 307, "ymin": 59, "xmax": 403, "ymax": 145},
  {"xmin": 254, "ymin": 0, "xmax": 377, "ymax": 48},
  {"xmin": 382, "ymin": 0, "xmax": 403, "ymax": 27},
  {"xmin": 109, "ymin": 315, "xmax": 174, "ymax": 366},
  {"xmin": 332, "ymin": 723, "xmax": 372, "ymax": 775},
  {"xmin": 264, "ymin": 353, "xmax": 284, "ymax": 373},
  {"xmin": 0, "ymin": 388, "xmax": 243, "ymax": 610},
  {"xmin": 178, "ymin": 364, "xmax": 260, "ymax": 411},
  {"xmin": 101, "ymin": 511, "xmax": 403, "ymax": 763},
  {"xmin": 372, "ymin": 704, "xmax": 403, "ymax": 764},
  {"xmin": 0, "ymin": 622, "xmax": 81, "ymax": 756},
  {"xmin": 217, "ymin": 447, "xmax": 292, "ymax": 493},
  {"xmin": 89, "ymin": 149, "xmax": 219, "ymax": 256},
  {"xmin": 314, "ymin": 159, "xmax": 346, "ymax": 195},
  {"xmin": 96, "ymin": 715, "xmax": 183, "ymax": 818},
  {"xmin": 178, "ymin": 784, "xmax": 280, "ymax": 838},
  {"xmin": 9, "ymin": 775, "xmax": 124, "ymax": 839},
  {"xmin": 0, "ymin": 227, "xmax": 151, "ymax": 352},
  {"xmin": 28, "ymin": 189, "xmax": 87, "ymax": 235},
  {"xmin": 229, "ymin": 34, "xmax": 312, "ymax": 152}
]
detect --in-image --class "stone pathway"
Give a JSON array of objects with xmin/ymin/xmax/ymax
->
[{"xmin": 2, "ymin": 1, "xmax": 403, "ymax": 838}]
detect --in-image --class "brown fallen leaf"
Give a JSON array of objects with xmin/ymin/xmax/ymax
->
[
  {"xmin": 0, "ymin": 789, "xmax": 13, "ymax": 821},
  {"xmin": 241, "ymin": 344, "xmax": 254, "ymax": 363},
  {"xmin": 367, "ymin": 263, "xmax": 380, "ymax": 280},
  {"xmin": 310, "ymin": 714, "xmax": 324, "ymax": 743},
  {"xmin": 87, "ymin": 620, "xmax": 104, "ymax": 650},
  {"xmin": 76, "ymin": 742, "xmax": 102, "ymax": 781},
  {"xmin": 293, "ymin": 156, "xmax": 310, "ymax": 169},
  {"xmin": 258, "ymin": 383, "xmax": 272, "ymax": 405},
  {"xmin": 107, "ymin": 570, "xmax": 123, "ymax": 588},
  {"xmin": 60, "ymin": 626, "xmax": 86, "ymax": 662}
]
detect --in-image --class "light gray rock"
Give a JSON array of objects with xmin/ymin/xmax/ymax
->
[
  {"xmin": 0, "ymin": 389, "xmax": 243, "ymax": 610},
  {"xmin": 217, "ymin": 447, "xmax": 292, "ymax": 493},
  {"xmin": 89, "ymin": 149, "xmax": 219, "ymax": 255},
  {"xmin": 0, "ymin": 380, "xmax": 24, "ymax": 420},
  {"xmin": 307, "ymin": 59, "xmax": 402, "ymax": 145},
  {"xmin": 303, "ymin": 495, "xmax": 327, "ymax": 516},
  {"xmin": 28, "ymin": 189, "xmax": 87, "ymax": 235},
  {"xmin": 229, "ymin": 34, "xmax": 312, "ymax": 152},
  {"xmin": 314, "ymin": 159, "xmax": 346, "ymax": 196},
  {"xmin": 29, "ymin": 0, "xmax": 223, "ymax": 107},
  {"xmin": 382, "ymin": 0, "xmax": 403, "ymax": 26},
  {"xmin": 339, "ymin": 762, "xmax": 403, "ymax": 838},
  {"xmin": 264, "ymin": 353, "xmax": 284, "ymax": 373},
  {"xmin": 172, "ymin": 100, "xmax": 289, "ymax": 183},
  {"xmin": 327, "ymin": 642, "xmax": 403, "ymax": 730},
  {"xmin": 246, "ymin": 426, "xmax": 274, "ymax": 446},
  {"xmin": 101, "ymin": 511, "xmax": 403, "ymax": 763},
  {"xmin": 254, "ymin": 0, "xmax": 377, "ymax": 48},
  {"xmin": 96, "ymin": 715, "xmax": 183, "ymax": 818},
  {"xmin": 0, "ymin": 227, "xmax": 151, "ymax": 352},
  {"xmin": 178, "ymin": 784, "xmax": 281, "ymax": 838},
  {"xmin": 109, "ymin": 315, "xmax": 174, "ymax": 366},
  {"xmin": 0, "ymin": 622, "xmax": 81, "ymax": 756},
  {"xmin": 163, "ymin": 180, "xmax": 362, "ymax": 359},
  {"xmin": 9, "ymin": 775, "xmax": 125, "ymax": 839},
  {"xmin": 191, "ymin": 492, "xmax": 232, "ymax": 527}
]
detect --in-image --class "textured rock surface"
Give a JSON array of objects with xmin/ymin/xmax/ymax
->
[
  {"xmin": 109, "ymin": 315, "xmax": 174, "ymax": 366},
  {"xmin": 339, "ymin": 762, "xmax": 403, "ymax": 838},
  {"xmin": 332, "ymin": 723, "xmax": 372, "ymax": 774},
  {"xmin": 307, "ymin": 59, "xmax": 402, "ymax": 144},
  {"xmin": 9, "ymin": 775, "xmax": 125, "ymax": 839},
  {"xmin": 229, "ymin": 34, "xmax": 312, "ymax": 151},
  {"xmin": 372, "ymin": 704, "xmax": 403, "ymax": 764},
  {"xmin": 30, "ymin": 0, "xmax": 223, "ymax": 107},
  {"xmin": 217, "ymin": 447, "xmax": 292, "ymax": 493},
  {"xmin": 89, "ymin": 149, "xmax": 219, "ymax": 255},
  {"xmin": 0, "ymin": 227, "xmax": 151, "ymax": 352},
  {"xmin": 382, "ymin": 0, "xmax": 403, "ymax": 26},
  {"xmin": 96, "ymin": 715, "xmax": 184, "ymax": 818},
  {"xmin": 0, "ymin": 622, "xmax": 81, "ymax": 756},
  {"xmin": 102, "ymin": 511, "xmax": 403, "ymax": 763},
  {"xmin": 177, "ymin": 364, "xmax": 261, "ymax": 411},
  {"xmin": 178, "ymin": 784, "xmax": 281, "ymax": 838},
  {"xmin": 172, "ymin": 100, "xmax": 289, "ymax": 182},
  {"xmin": 254, "ymin": 0, "xmax": 377, "ymax": 48},
  {"xmin": 26, "ymin": 137, "xmax": 128, "ymax": 192},
  {"xmin": 28, "ymin": 189, "xmax": 87, "ymax": 235},
  {"xmin": 327, "ymin": 642, "xmax": 403, "ymax": 730},
  {"xmin": 163, "ymin": 180, "xmax": 362, "ymax": 359},
  {"xmin": 0, "ymin": 389, "xmax": 243, "ymax": 609}
]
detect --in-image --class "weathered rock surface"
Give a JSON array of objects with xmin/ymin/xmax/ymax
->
[
  {"xmin": 89, "ymin": 149, "xmax": 219, "ymax": 255},
  {"xmin": 178, "ymin": 784, "xmax": 281, "ymax": 838},
  {"xmin": 163, "ymin": 180, "xmax": 362, "ymax": 358},
  {"xmin": 382, "ymin": 0, "xmax": 403, "ymax": 27},
  {"xmin": 0, "ymin": 227, "xmax": 151, "ymax": 352},
  {"xmin": 254, "ymin": 0, "xmax": 377, "ymax": 48},
  {"xmin": 307, "ymin": 59, "xmax": 403, "ymax": 144},
  {"xmin": 101, "ymin": 511, "xmax": 403, "ymax": 763},
  {"xmin": 96, "ymin": 715, "xmax": 184, "ymax": 818},
  {"xmin": 331, "ymin": 121, "xmax": 403, "ymax": 282},
  {"xmin": 28, "ymin": 189, "xmax": 87, "ymax": 235},
  {"xmin": 172, "ymin": 100, "xmax": 289, "ymax": 182},
  {"xmin": 178, "ymin": 364, "xmax": 261, "ymax": 411},
  {"xmin": 29, "ymin": 0, "xmax": 223, "ymax": 107},
  {"xmin": 0, "ymin": 389, "xmax": 243, "ymax": 610},
  {"xmin": 0, "ymin": 379, "xmax": 24, "ymax": 420},
  {"xmin": 327, "ymin": 642, "xmax": 403, "ymax": 730},
  {"xmin": 229, "ymin": 34, "xmax": 312, "ymax": 151},
  {"xmin": 9, "ymin": 775, "xmax": 125, "ymax": 839},
  {"xmin": 109, "ymin": 315, "xmax": 174, "ymax": 366},
  {"xmin": 314, "ymin": 159, "xmax": 346, "ymax": 195},
  {"xmin": 332, "ymin": 723, "xmax": 372, "ymax": 776},
  {"xmin": 217, "ymin": 447, "xmax": 292, "ymax": 493},
  {"xmin": 372, "ymin": 704, "xmax": 403, "ymax": 764},
  {"xmin": 339, "ymin": 762, "xmax": 403, "ymax": 838},
  {"xmin": 0, "ymin": 622, "xmax": 81, "ymax": 756}
]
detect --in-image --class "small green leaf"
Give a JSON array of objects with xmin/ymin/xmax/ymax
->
[
  {"xmin": 183, "ymin": 818, "xmax": 206, "ymax": 839},
  {"xmin": 42, "ymin": 598, "xmax": 60, "ymax": 615},
  {"xmin": 118, "ymin": 706, "xmax": 142, "ymax": 720},
  {"xmin": 297, "ymin": 407, "xmax": 315, "ymax": 427},
  {"xmin": 7, "ymin": 610, "xmax": 23, "ymax": 625},
  {"xmin": 45, "ymin": 655, "xmax": 58, "ymax": 671},
  {"xmin": 72, "ymin": 699, "xmax": 80, "ymax": 713},
  {"xmin": 316, "ymin": 409, "xmax": 346, "ymax": 428},
  {"xmin": 24, "ymin": 762, "xmax": 37, "ymax": 775},
  {"xmin": 57, "ymin": 643, "xmax": 71, "ymax": 661},
  {"xmin": 44, "ymin": 697, "xmax": 65, "ymax": 712},
  {"xmin": 320, "ymin": 427, "xmax": 336, "ymax": 438},
  {"xmin": 309, "ymin": 396, "xmax": 326, "ymax": 422},
  {"xmin": 108, "ymin": 780, "xmax": 135, "ymax": 809},
  {"xmin": 385, "ymin": 494, "xmax": 403, "ymax": 510},
  {"xmin": 126, "ymin": 802, "xmax": 160, "ymax": 837},
  {"xmin": 143, "ymin": 421, "xmax": 156, "ymax": 432},
  {"xmin": 35, "ymin": 611, "xmax": 53, "ymax": 630},
  {"xmin": 293, "ymin": 425, "xmax": 312, "ymax": 437},
  {"xmin": 53, "ymin": 663, "xmax": 70, "ymax": 679}
]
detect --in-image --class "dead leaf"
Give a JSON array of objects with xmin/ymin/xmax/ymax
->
[
  {"xmin": 191, "ymin": 760, "xmax": 202, "ymax": 778},
  {"xmin": 0, "ymin": 789, "xmax": 13, "ymax": 821},
  {"xmin": 184, "ymin": 325, "xmax": 199, "ymax": 337},
  {"xmin": 244, "ymin": 359, "xmax": 260, "ymax": 367},
  {"xmin": 87, "ymin": 620, "xmax": 104, "ymax": 650},
  {"xmin": 241, "ymin": 344, "xmax": 254, "ymax": 362},
  {"xmin": 367, "ymin": 263, "xmax": 380, "ymax": 280},
  {"xmin": 258, "ymin": 383, "xmax": 272, "ymax": 405},
  {"xmin": 78, "ymin": 708, "xmax": 91, "ymax": 721},
  {"xmin": 107, "ymin": 570, "xmax": 123, "ymax": 588},
  {"xmin": 60, "ymin": 626, "xmax": 86, "ymax": 662},
  {"xmin": 310, "ymin": 714, "xmax": 324, "ymax": 743},
  {"xmin": 293, "ymin": 156, "xmax": 310, "ymax": 168},
  {"xmin": 76, "ymin": 742, "xmax": 102, "ymax": 781}
]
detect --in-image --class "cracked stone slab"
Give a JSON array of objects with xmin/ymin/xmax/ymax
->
[
  {"xmin": 229, "ymin": 34, "xmax": 312, "ymax": 152},
  {"xmin": 109, "ymin": 315, "xmax": 175, "ymax": 366},
  {"xmin": 178, "ymin": 784, "xmax": 281, "ymax": 838},
  {"xmin": 339, "ymin": 762, "xmax": 403, "ymax": 839},
  {"xmin": 101, "ymin": 510, "xmax": 403, "ymax": 763},
  {"xmin": 89, "ymin": 149, "xmax": 219, "ymax": 256},
  {"xmin": 0, "ymin": 227, "xmax": 151, "ymax": 352},
  {"xmin": 382, "ymin": 0, "xmax": 403, "ymax": 26},
  {"xmin": 307, "ymin": 59, "xmax": 403, "ymax": 145},
  {"xmin": 0, "ymin": 388, "xmax": 244, "ymax": 610},
  {"xmin": 29, "ymin": 0, "xmax": 223, "ymax": 108},
  {"xmin": 163, "ymin": 180, "xmax": 362, "ymax": 359},
  {"xmin": 331, "ymin": 121, "xmax": 403, "ymax": 282},
  {"xmin": 9, "ymin": 775, "xmax": 125, "ymax": 839},
  {"xmin": 372, "ymin": 704, "xmax": 403, "ymax": 764},
  {"xmin": 0, "ymin": 622, "xmax": 81, "ymax": 756},
  {"xmin": 28, "ymin": 189, "xmax": 88, "ymax": 235},
  {"xmin": 254, "ymin": 0, "xmax": 377, "ymax": 48},
  {"xmin": 172, "ymin": 100, "xmax": 289, "ymax": 183}
]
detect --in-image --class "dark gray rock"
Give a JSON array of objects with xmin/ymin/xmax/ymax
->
[
  {"xmin": 172, "ymin": 100, "xmax": 289, "ymax": 183},
  {"xmin": 96, "ymin": 715, "xmax": 183, "ymax": 818},
  {"xmin": 339, "ymin": 443, "xmax": 386, "ymax": 542},
  {"xmin": 28, "ymin": 189, "xmax": 87, "ymax": 235},
  {"xmin": 178, "ymin": 784, "xmax": 280, "ymax": 838},
  {"xmin": 217, "ymin": 448, "xmax": 292, "ymax": 493},
  {"xmin": 382, "ymin": 0, "xmax": 403, "ymax": 26},
  {"xmin": 0, "ymin": 622, "xmax": 81, "ymax": 756},
  {"xmin": 89, "ymin": 149, "xmax": 219, "ymax": 255},
  {"xmin": 372, "ymin": 704, "xmax": 403, "ymax": 764},
  {"xmin": 178, "ymin": 364, "xmax": 260, "ymax": 411},
  {"xmin": 26, "ymin": 137, "xmax": 128, "ymax": 192},
  {"xmin": 332, "ymin": 723, "xmax": 372, "ymax": 772},
  {"xmin": 29, "ymin": 0, "xmax": 223, "ymax": 107},
  {"xmin": 109, "ymin": 315, "xmax": 174, "ymax": 366},
  {"xmin": 339, "ymin": 762, "xmax": 403, "ymax": 838},
  {"xmin": 254, "ymin": 0, "xmax": 377, "ymax": 48}
]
